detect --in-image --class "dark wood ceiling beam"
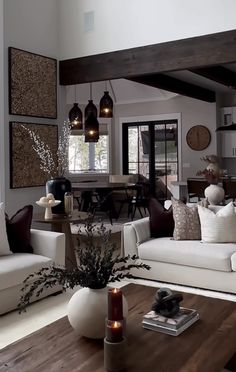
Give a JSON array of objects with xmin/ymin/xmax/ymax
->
[
  {"xmin": 189, "ymin": 66, "xmax": 236, "ymax": 89},
  {"xmin": 127, "ymin": 74, "xmax": 215, "ymax": 103},
  {"xmin": 59, "ymin": 30, "xmax": 236, "ymax": 85}
]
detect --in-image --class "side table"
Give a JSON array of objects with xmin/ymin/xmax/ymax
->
[{"xmin": 33, "ymin": 211, "xmax": 88, "ymax": 269}]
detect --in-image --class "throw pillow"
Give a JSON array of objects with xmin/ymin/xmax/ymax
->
[
  {"xmin": 0, "ymin": 203, "xmax": 12, "ymax": 256},
  {"xmin": 148, "ymin": 198, "xmax": 174, "ymax": 238},
  {"xmin": 198, "ymin": 198, "xmax": 209, "ymax": 208},
  {"xmin": 198, "ymin": 202, "xmax": 236, "ymax": 243},
  {"xmin": 6, "ymin": 205, "xmax": 33, "ymax": 253},
  {"xmin": 172, "ymin": 197, "xmax": 201, "ymax": 240}
]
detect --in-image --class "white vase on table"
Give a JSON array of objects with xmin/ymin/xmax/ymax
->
[
  {"xmin": 67, "ymin": 286, "xmax": 128, "ymax": 339},
  {"xmin": 204, "ymin": 184, "xmax": 225, "ymax": 205}
]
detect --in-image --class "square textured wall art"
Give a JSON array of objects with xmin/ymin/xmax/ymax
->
[
  {"xmin": 9, "ymin": 47, "xmax": 57, "ymax": 118},
  {"xmin": 10, "ymin": 122, "xmax": 58, "ymax": 188}
]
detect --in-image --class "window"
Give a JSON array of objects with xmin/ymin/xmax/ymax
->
[{"xmin": 69, "ymin": 133, "xmax": 109, "ymax": 174}]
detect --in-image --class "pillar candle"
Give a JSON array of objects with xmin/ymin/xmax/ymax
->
[
  {"xmin": 108, "ymin": 288, "xmax": 123, "ymax": 321},
  {"xmin": 106, "ymin": 320, "xmax": 123, "ymax": 343}
]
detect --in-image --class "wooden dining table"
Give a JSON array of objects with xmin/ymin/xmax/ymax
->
[
  {"xmin": 72, "ymin": 181, "xmax": 137, "ymax": 215},
  {"xmin": 72, "ymin": 181, "xmax": 136, "ymax": 191}
]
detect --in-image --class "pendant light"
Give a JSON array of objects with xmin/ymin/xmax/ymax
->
[
  {"xmin": 85, "ymin": 113, "xmax": 99, "ymax": 142},
  {"xmin": 99, "ymin": 81, "xmax": 113, "ymax": 118},
  {"xmin": 85, "ymin": 83, "xmax": 98, "ymax": 120},
  {"xmin": 85, "ymin": 83, "xmax": 99, "ymax": 142},
  {"xmin": 68, "ymin": 85, "xmax": 83, "ymax": 130}
]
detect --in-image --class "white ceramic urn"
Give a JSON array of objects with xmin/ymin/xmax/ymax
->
[
  {"xmin": 204, "ymin": 184, "xmax": 225, "ymax": 205},
  {"xmin": 67, "ymin": 287, "xmax": 128, "ymax": 339}
]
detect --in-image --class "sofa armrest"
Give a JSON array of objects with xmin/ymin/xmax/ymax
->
[
  {"xmin": 30, "ymin": 229, "xmax": 65, "ymax": 266},
  {"xmin": 123, "ymin": 217, "xmax": 150, "ymax": 257}
]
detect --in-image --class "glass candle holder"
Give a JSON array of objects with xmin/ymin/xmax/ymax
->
[
  {"xmin": 64, "ymin": 192, "xmax": 73, "ymax": 216},
  {"xmin": 106, "ymin": 320, "xmax": 123, "ymax": 343}
]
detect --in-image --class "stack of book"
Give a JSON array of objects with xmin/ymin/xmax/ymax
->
[{"xmin": 142, "ymin": 307, "xmax": 199, "ymax": 336}]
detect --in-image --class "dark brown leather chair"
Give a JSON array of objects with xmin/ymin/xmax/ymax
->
[
  {"xmin": 187, "ymin": 178, "xmax": 208, "ymax": 202},
  {"xmin": 222, "ymin": 179, "xmax": 236, "ymax": 202}
]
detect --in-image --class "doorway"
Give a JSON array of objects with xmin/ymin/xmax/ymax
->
[{"xmin": 122, "ymin": 119, "xmax": 179, "ymax": 199}]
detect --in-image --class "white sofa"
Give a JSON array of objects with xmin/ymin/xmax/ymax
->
[
  {"xmin": 123, "ymin": 216, "xmax": 236, "ymax": 294},
  {"xmin": 0, "ymin": 229, "xmax": 65, "ymax": 315}
]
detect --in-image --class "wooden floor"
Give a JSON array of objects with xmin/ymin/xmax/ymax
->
[{"xmin": 1, "ymin": 284, "xmax": 236, "ymax": 372}]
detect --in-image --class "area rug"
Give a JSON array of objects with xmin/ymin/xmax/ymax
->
[{"xmin": 1, "ymin": 278, "xmax": 236, "ymax": 350}]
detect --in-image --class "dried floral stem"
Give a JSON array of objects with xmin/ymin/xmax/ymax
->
[
  {"xmin": 196, "ymin": 154, "xmax": 223, "ymax": 185},
  {"xmin": 21, "ymin": 121, "xmax": 71, "ymax": 178},
  {"xmin": 57, "ymin": 122, "xmax": 71, "ymax": 177}
]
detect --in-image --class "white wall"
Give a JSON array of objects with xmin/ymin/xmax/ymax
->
[
  {"xmin": 0, "ymin": 0, "xmax": 5, "ymax": 203},
  {"xmin": 59, "ymin": 0, "xmax": 236, "ymax": 59},
  {"xmin": 4, "ymin": 0, "xmax": 67, "ymax": 215},
  {"xmin": 113, "ymin": 96, "xmax": 217, "ymax": 181}
]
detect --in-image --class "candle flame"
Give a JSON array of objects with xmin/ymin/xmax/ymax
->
[{"xmin": 114, "ymin": 321, "xmax": 119, "ymax": 328}]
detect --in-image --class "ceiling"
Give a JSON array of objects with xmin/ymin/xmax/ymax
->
[
  {"xmin": 66, "ymin": 63, "xmax": 236, "ymax": 105},
  {"xmin": 166, "ymin": 63, "xmax": 236, "ymax": 94},
  {"xmin": 62, "ymin": 30, "xmax": 236, "ymax": 104},
  {"xmin": 126, "ymin": 63, "xmax": 236, "ymax": 103},
  {"xmin": 66, "ymin": 79, "xmax": 178, "ymax": 105}
]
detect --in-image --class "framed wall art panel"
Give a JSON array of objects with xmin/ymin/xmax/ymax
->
[
  {"xmin": 9, "ymin": 47, "xmax": 57, "ymax": 118},
  {"xmin": 10, "ymin": 122, "xmax": 58, "ymax": 189}
]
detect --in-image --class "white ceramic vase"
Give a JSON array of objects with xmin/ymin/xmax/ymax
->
[
  {"xmin": 67, "ymin": 287, "xmax": 128, "ymax": 339},
  {"xmin": 204, "ymin": 184, "xmax": 225, "ymax": 205}
]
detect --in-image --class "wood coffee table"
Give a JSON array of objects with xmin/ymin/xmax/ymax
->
[{"xmin": 1, "ymin": 284, "xmax": 236, "ymax": 372}]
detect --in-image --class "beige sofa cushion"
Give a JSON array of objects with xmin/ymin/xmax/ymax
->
[
  {"xmin": 230, "ymin": 252, "xmax": 236, "ymax": 272},
  {"xmin": 172, "ymin": 198, "xmax": 201, "ymax": 240},
  {"xmin": 138, "ymin": 238, "xmax": 236, "ymax": 272},
  {"xmin": 0, "ymin": 253, "xmax": 52, "ymax": 291},
  {"xmin": 198, "ymin": 202, "xmax": 236, "ymax": 243}
]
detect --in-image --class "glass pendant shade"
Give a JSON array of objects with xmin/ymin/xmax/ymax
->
[
  {"xmin": 99, "ymin": 91, "xmax": 113, "ymax": 118},
  {"xmin": 85, "ymin": 100, "xmax": 98, "ymax": 120},
  {"xmin": 68, "ymin": 103, "xmax": 83, "ymax": 130},
  {"xmin": 85, "ymin": 113, "xmax": 99, "ymax": 142}
]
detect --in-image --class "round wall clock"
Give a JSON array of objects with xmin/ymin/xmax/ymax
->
[{"xmin": 186, "ymin": 125, "xmax": 211, "ymax": 151}]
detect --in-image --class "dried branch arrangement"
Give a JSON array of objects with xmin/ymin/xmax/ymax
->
[
  {"xmin": 19, "ymin": 220, "xmax": 151, "ymax": 312},
  {"xmin": 22, "ymin": 121, "xmax": 71, "ymax": 178}
]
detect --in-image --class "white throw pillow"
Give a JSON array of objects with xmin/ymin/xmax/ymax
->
[
  {"xmin": 0, "ymin": 203, "xmax": 12, "ymax": 256},
  {"xmin": 198, "ymin": 202, "xmax": 236, "ymax": 243}
]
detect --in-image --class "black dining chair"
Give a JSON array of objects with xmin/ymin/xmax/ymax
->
[
  {"xmin": 116, "ymin": 181, "xmax": 151, "ymax": 220},
  {"xmin": 187, "ymin": 178, "xmax": 209, "ymax": 202},
  {"xmin": 115, "ymin": 186, "xmax": 136, "ymax": 220},
  {"xmin": 88, "ymin": 189, "xmax": 116, "ymax": 224},
  {"xmin": 130, "ymin": 181, "xmax": 151, "ymax": 220},
  {"xmin": 222, "ymin": 179, "xmax": 236, "ymax": 202}
]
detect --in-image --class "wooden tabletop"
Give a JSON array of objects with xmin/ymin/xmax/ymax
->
[
  {"xmin": 1, "ymin": 284, "xmax": 236, "ymax": 372},
  {"xmin": 33, "ymin": 210, "xmax": 89, "ymax": 224},
  {"xmin": 72, "ymin": 182, "xmax": 136, "ymax": 191}
]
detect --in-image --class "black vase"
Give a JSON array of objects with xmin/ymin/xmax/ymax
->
[{"xmin": 46, "ymin": 177, "xmax": 72, "ymax": 214}]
